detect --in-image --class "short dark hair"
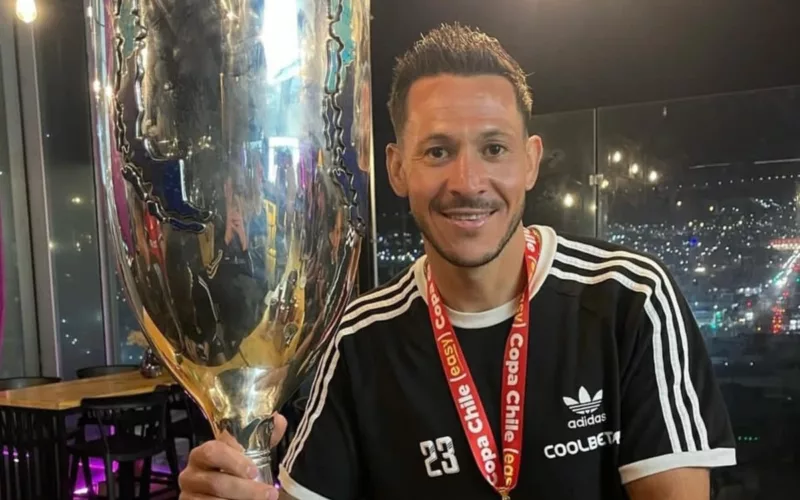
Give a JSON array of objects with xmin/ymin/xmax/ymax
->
[{"xmin": 387, "ymin": 23, "xmax": 532, "ymax": 137}]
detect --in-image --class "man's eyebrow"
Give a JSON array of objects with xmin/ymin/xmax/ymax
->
[
  {"xmin": 418, "ymin": 129, "xmax": 512, "ymax": 144},
  {"xmin": 478, "ymin": 128, "xmax": 513, "ymax": 140},
  {"xmin": 418, "ymin": 133, "xmax": 454, "ymax": 144}
]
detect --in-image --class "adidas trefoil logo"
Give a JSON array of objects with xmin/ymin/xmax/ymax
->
[
  {"xmin": 563, "ymin": 387, "xmax": 603, "ymax": 415},
  {"xmin": 563, "ymin": 387, "xmax": 606, "ymax": 430}
]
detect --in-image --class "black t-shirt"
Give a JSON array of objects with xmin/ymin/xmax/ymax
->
[{"xmin": 278, "ymin": 226, "xmax": 736, "ymax": 499}]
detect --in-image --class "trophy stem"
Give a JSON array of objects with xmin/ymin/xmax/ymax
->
[
  {"xmin": 219, "ymin": 415, "xmax": 276, "ymax": 484},
  {"xmin": 246, "ymin": 448, "xmax": 274, "ymax": 484}
]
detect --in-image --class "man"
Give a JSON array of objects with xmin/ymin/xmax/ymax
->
[{"xmin": 178, "ymin": 23, "xmax": 736, "ymax": 500}]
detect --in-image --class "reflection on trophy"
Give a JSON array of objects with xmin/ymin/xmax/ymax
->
[{"xmin": 87, "ymin": 0, "xmax": 371, "ymax": 483}]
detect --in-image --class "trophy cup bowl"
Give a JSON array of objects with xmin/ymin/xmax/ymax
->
[{"xmin": 86, "ymin": 0, "xmax": 371, "ymax": 482}]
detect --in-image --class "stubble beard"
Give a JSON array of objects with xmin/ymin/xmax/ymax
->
[{"xmin": 413, "ymin": 200, "xmax": 526, "ymax": 269}]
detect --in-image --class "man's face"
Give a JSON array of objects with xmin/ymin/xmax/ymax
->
[{"xmin": 386, "ymin": 74, "xmax": 543, "ymax": 268}]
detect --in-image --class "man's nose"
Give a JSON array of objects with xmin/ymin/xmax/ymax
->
[{"xmin": 448, "ymin": 149, "xmax": 487, "ymax": 195}]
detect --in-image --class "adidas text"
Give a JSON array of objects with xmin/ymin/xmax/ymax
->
[
  {"xmin": 543, "ymin": 430, "xmax": 621, "ymax": 459},
  {"xmin": 568, "ymin": 412, "xmax": 607, "ymax": 429}
]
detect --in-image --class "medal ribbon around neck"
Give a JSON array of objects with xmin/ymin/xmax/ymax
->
[{"xmin": 426, "ymin": 228, "xmax": 541, "ymax": 499}]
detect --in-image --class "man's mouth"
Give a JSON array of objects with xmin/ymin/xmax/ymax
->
[{"xmin": 439, "ymin": 210, "xmax": 496, "ymax": 228}]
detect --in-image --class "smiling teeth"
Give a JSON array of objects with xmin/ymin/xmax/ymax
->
[{"xmin": 448, "ymin": 214, "xmax": 486, "ymax": 220}]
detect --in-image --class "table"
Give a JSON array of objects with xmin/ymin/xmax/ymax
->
[
  {"xmin": 0, "ymin": 371, "xmax": 175, "ymax": 500},
  {"xmin": 0, "ymin": 371, "xmax": 173, "ymax": 410}
]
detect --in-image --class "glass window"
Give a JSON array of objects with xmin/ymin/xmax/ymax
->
[
  {"xmin": 598, "ymin": 86, "xmax": 800, "ymax": 497},
  {"xmin": 0, "ymin": 53, "xmax": 27, "ymax": 377},
  {"xmin": 375, "ymin": 207, "xmax": 422, "ymax": 284},
  {"xmin": 526, "ymin": 109, "xmax": 597, "ymax": 236},
  {"xmin": 34, "ymin": 5, "xmax": 106, "ymax": 377},
  {"xmin": 374, "ymin": 160, "xmax": 423, "ymax": 283},
  {"xmin": 110, "ymin": 269, "xmax": 145, "ymax": 364}
]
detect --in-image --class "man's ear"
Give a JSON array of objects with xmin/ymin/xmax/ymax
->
[
  {"xmin": 524, "ymin": 135, "xmax": 543, "ymax": 191},
  {"xmin": 386, "ymin": 142, "xmax": 408, "ymax": 197}
]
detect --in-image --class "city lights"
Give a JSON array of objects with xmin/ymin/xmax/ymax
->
[
  {"xmin": 611, "ymin": 151, "xmax": 623, "ymax": 163},
  {"xmin": 563, "ymin": 193, "xmax": 576, "ymax": 208}
]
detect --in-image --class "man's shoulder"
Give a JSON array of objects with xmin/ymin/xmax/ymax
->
[
  {"xmin": 551, "ymin": 231, "xmax": 675, "ymax": 281},
  {"xmin": 546, "ymin": 231, "xmax": 682, "ymax": 318},
  {"xmin": 338, "ymin": 264, "xmax": 422, "ymax": 337}
]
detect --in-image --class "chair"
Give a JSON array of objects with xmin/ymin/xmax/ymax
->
[
  {"xmin": 148, "ymin": 385, "xmax": 203, "ymax": 487},
  {"xmin": 0, "ymin": 377, "xmax": 61, "ymax": 391},
  {"xmin": 162, "ymin": 385, "xmax": 213, "ymax": 450},
  {"xmin": 67, "ymin": 389, "xmax": 173, "ymax": 500},
  {"xmin": 0, "ymin": 377, "xmax": 61, "ymax": 499},
  {"xmin": 71, "ymin": 365, "xmax": 140, "ymax": 449},
  {"xmin": 75, "ymin": 365, "xmax": 139, "ymax": 379}
]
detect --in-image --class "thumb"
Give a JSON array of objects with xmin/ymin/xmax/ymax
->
[{"xmin": 270, "ymin": 413, "xmax": 288, "ymax": 448}]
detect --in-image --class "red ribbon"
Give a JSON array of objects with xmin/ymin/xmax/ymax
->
[{"xmin": 426, "ymin": 228, "xmax": 541, "ymax": 498}]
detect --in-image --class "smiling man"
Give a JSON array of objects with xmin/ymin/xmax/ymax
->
[{"xmin": 179, "ymin": 23, "xmax": 736, "ymax": 500}]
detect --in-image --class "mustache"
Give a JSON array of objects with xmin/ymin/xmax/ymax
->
[{"xmin": 431, "ymin": 194, "xmax": 502, "ymax": 212}]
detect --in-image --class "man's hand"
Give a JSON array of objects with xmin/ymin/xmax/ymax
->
[
  {"xmin": 179, "ymin": 414, "xmax": 287, "ymax": 500},
  {"xmin": 625, "ymin": 467, "xmax": 710, "ymax": 500}
]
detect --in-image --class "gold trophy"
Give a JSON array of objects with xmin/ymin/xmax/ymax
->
[{"xmin": 86, "ymin": 0, "xmax": 371, "ymax": 483}]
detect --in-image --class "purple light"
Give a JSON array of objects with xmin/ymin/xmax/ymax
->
[
  {"xmin": 4, "ymin": 446, "xmax": 174, "ymax": 497},
  {"xmin": 72, "ymin": 458, "xmax": 119, "ymax": 495},
  {"xmin": 73, "ymin": 457, "xmax": 174, "ymax": 496}
]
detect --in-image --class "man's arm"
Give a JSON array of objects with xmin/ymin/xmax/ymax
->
[
  {"xmin": 616, "ymin": 257, "xmax": 736, "ymax": 488},
  {"xmin": 278, "ymin": 333, "xmax": 362, "ymax": 500},
  {"xmin": 625, "ymin": 468, "xmax": 709, "ymax": 500}
]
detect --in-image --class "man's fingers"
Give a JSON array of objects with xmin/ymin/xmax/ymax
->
[
  {"xmin": 271, "ymin": 413, "xmax": 288, "ymax": 447},
  {"xmin": 188, "ymin": 441, "xmax": 256, "ymax": 480},
  {"xmin": 218, "ymin": 430, "xmax": 245, "ymax": 452},
  {"xmin": 214, "ymin": 415, "xmax": 287, "ymax": 450},
  {"xmin": 179, "ymin": 468, "xmax": 277, "ymax": 500},
  {"xmin": 179, "ymin": 493, "xmax": 225, "ymax": 500}
]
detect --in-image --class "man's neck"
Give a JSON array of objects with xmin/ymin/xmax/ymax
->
[{"xmin": 425, "ymin": 227, "xmax": 527, "ymax": 313}]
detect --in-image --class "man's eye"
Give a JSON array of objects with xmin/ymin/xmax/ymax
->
[
  {"xmin": 484, "ymin": 144, "xmax": 507, "ymax": 157},
  {"xmin": 426, "ymin": 147, "xmax": 449, "ymax": 160}
]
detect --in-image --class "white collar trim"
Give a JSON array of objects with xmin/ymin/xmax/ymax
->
[{"xmin": 413, "ymin": 225, "xmax": 556, "ymax": 330}]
